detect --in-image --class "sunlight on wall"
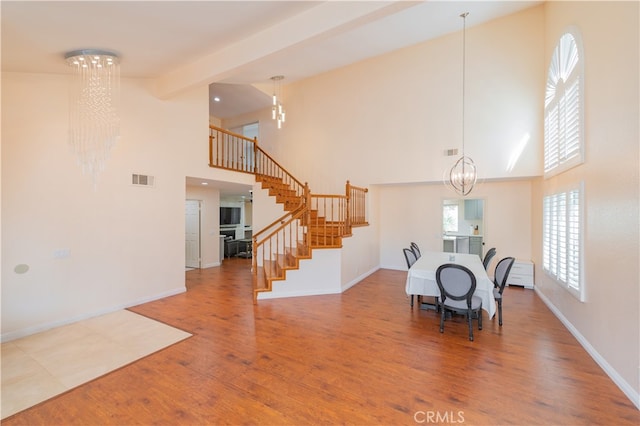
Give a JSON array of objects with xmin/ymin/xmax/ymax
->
[{"xmin": 506, "ymin": 133, "xmax": 530, "ymax": 172}]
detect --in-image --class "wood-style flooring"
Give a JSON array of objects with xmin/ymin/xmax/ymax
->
[{"xmin": 3, "ymin": 257, "xmax": 639, "ymax": 425}]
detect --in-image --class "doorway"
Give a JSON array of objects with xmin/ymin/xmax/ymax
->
[{"xmin": 185, "ymin": 199, "xmax": 201, "ymax": 269}]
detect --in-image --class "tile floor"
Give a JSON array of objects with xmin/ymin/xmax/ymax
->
[{"xmin": 1, "ymin": 310, "xmax": 191, "ymax": 419}]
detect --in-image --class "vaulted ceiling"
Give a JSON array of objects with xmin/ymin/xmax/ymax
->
[{"xmin": 2, "ymin": 1, "xmax": 541, "ymax": 118}]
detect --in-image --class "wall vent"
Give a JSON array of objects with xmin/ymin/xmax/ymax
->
[
  {"xmin": 445, "ymin": 148, "xmax": 459, "ymax": 156},
  {"xmin": 132, "ymin": 174, "xmax": 155, "ymax": 187}
]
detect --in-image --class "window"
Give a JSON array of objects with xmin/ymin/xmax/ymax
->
[
  {"xmin": 443, "ymin": 204, "xmax": 458, "ymax": 233},
  {"xmin": 544, "ymin": 30, "xmax": 584, "ymax": 177},
  {"xmin": 543, "ymin": 184, "xmax": 584, "ymax": 301}
]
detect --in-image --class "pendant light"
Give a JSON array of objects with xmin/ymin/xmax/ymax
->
[
  {"xmin": 270, "ymin": 75, "xmax": 286, "ymax": 129},
  {"xmin": 447, "ymin": 12, "xmax": 477, "ymax": 196},
  {"xmin": 65, "ymin": 49, "xmax": 120, "ymax": 186}
]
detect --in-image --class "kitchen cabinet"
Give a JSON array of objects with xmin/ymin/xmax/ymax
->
[
  {"xmin": 464, "ymin": 199, "xmax": 484, "ymax": 220},
  {"xmin": 469, "ymin": 236, "xmax": 483, "ymax": 257},
  {"xmin": 507, "ymin": 260, "xmax": 534, "ymax": 289},
  {"xmin": 443, "ymin": 235, "xmax": 483, "ymax": 257}
]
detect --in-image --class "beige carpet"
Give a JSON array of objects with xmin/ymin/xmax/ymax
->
[{"xmin": 1, "ymin": 310, "xmax": 192, "ymax": 419}]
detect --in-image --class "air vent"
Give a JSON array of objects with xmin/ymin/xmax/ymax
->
[
  {"xmin": 132, "ymin": 174, "xmax": 155, "ymax": 187},
  {"xmin": 445, "ymin": 148, "xmax": 459, "ymax": 156}
]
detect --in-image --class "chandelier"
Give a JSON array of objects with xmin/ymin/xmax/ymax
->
[
  {"xmin": 270, "ymin": 75, "xmax": 286, "ymax": 129},
  {"xmin": 65, "ymin": 49, "xmax": 120, "ymax": 186},
  {"xmin": 447, "ymin": 12, "xmax": 477, "ymax": 196}
]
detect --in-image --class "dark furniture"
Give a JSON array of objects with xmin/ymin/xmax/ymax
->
[
  {"xmin": 482, "ymin": 247, "xmax": 497, "ymax": 271},
  {"xmin": 403, "ymin": 248, "xmax": 418, "ymax": 307},
  {"xmin": 224, "ymin": 238, "xmax": 252, "ymax": 258},
  {"xmin": 410, "ymin": 242, "xmax": 421, "ymax": 258},
  {"xmin": 493, "ymin": 257, "xmax": 515, "ymax": 326},
  {"xmin": 436, "ymin": 263, "xmax": 483, "ymax": 341}
]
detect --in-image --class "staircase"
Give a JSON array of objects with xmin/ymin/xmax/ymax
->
[{"xmin": 209, "ymin": 125, "xmax": 368, "ymax": 302}]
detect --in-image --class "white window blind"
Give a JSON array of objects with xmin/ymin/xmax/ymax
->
[
  {"xmin": 544, "ymin": 32, "xmax": 584, "ymax": 177},
  {"xmin": 543, "ymin": 185, "xmax": 584, "ymax": 301}
]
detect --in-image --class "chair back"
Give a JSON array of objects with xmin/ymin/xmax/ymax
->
[
  {"xmin": 494, "ymin": 257, "xmax": 515, "ymax": 294},
  {"xmin": 483, "ymin": 248, "xmax": 497, "ymax": 271},
  {"xmin": 410, "ymin": 242, "xmax": 421, "ymax": 258},
  {"xmin": 403, "ymin": 248, "xmax": 418, "ymax": 269},
  {"xmin": 436, "ymin": 263, "xmax": 476, "ymax": 307}
]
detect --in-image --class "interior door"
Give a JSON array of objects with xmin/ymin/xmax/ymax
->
[{"xmin": 185, "ymin": 200, "xmax": 201, "ymax": 268}]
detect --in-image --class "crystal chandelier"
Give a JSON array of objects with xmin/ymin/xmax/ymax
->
[
  {"xmin": 270, "ymin": 75, "xmax": 286, "ymax": 129},
  {"xmin": 447, "ymin": 13, "xmax": 477, "ymax": 196},
  {"xmin": 65, "ymin": 49, "xmax": 120, "ymax": 186}
]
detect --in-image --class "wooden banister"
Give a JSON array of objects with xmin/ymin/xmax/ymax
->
[
  {"xmin": 208, "ymin": 125, "xmax": 368, "ymax": 301},
  {"xmin": 347, "ymin": 181, "xmax": 369, "ymax": 227}
]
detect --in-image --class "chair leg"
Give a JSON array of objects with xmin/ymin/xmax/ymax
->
[
  {"xmin": 440, "ymin": 308, "xmax": 445, "ymax": 333},
  {"xmin": 478, "ymin": 309, "xmax": 482, "ymax": 330},
  {"xmin": 497, "ymin": 300, "xmax": 503, "ymax": 326},
  {"xmin": 410, "ymin": 295, "xmax": 414, "ymax": 307},
  {"xmin": 467, "ymin": 310, "xmax": 474, "ymax": 341}
]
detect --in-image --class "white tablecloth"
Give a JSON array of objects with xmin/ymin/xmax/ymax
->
[{"xmin": 405, "ymin": 251, "xmax": 496, "ymax": 319}]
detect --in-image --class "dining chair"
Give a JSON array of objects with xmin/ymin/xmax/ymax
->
[
  {"xmin": 403, "ymin": 248, "xmax": 418, "ymax": 307},
  {"xmin": 410, "ymin": 242, "xmax": 421, "ymax": 258},
  {"xmin": 482, "ymin": 247, "xmax": 497, "ymax": 271},
  {"xmin": 436, "ymin": 263, "xmax": 482, "ymax": 341},
  {"xmin": 405, "ymin": 245, "xmax": 438, "ymax": 311},
  {"xmin": 493, "ymin": 257, "xmax": 515, "ymax": 326}
]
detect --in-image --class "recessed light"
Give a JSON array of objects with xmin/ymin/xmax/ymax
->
[
  {"xmin": 201, "ymin": 182, "xmax": 208, "ymax": 185},
  {"xmin": 213, "ymin": 96, "xmax": 221, "ymax": 102}
]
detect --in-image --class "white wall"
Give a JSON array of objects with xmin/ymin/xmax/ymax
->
[
  {"xmin": 339, "ymin": 186, "xmax": 380, "ymax": 289},
  {"xmin": 258, "ymin": 249, "xmax": 342, "ymax": 300},
  {"xmin": 0, "ymin": 72, "xmax": 247, "ymax": 340},
  {"xmin": 378, "ymin": 179, "xmax": 534, "ymax": 270},
  {"xmin": 273, "ymin": 6, "xmax": 544, "ymax": 193},
  {"xmin": 533, "ymin": 1, "xmax": 639, "ymax": 406}
]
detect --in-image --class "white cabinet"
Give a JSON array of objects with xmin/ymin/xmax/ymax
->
[
  {"xmin": 464, "ymin": 199, "xmax": 484, "ymax": 220},
  {"xmin": 507, "ymin": 260, "xmax": 534, "ymax": 289}
]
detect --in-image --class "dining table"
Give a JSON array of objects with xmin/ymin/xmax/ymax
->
[{"xmin": 405, "ymin": 250, "xmax": 496, "ymax": 319}]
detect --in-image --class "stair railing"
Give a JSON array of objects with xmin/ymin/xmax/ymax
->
[
  {"xmin": 308, "ymin": 194, "xmax": 348, "ymax": 247},
  {"xmin": 346, "ymin": 181, "xmax": 369, "ymax": 228},
  {"xmin": 209, "ymin": 125, "xmax": 369, "ymax": 299},
  {"xmin": 251, "ymin": 197, "xmax": 307, "ymax": 270},
  {"xmin": 209, "ymin": 125, "xmax": 306, "ymax": 199},
  {"xmin": 209, "ymin": 125, "xmax": 256, "ymax": 174}
]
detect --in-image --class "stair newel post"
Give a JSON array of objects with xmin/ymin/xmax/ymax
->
[
  {"xmin": 304, "ymin": 182, "xmax": 311, "ymax": 250},
  {"xmin": 251, "ymin": 235, "xmax": 257, "ymax": 274},
  {"xmin": 208, "ymin": 127, "xmax": 214, "ymax": 167},
  {"xmin": 346, "ymin": 180, "xmax": 352, "ymax": 235},
  {"xmin": 252, "ymin": 136, "xmax": 258, "ymax": 175}
]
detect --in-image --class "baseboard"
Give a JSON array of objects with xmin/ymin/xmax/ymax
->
[
  {"xmin": 534, "ymin": 287, "xmax": 640, "ymax": 410},
  {"xmin": 341, "ymin": 266, "xmax": 379, "ymax": 292},
  {"xmin": 1, "ymin": 286, "xmax": 186, "ymax": 343},
  {"xmin": 201, "ymin": 261, "xmax": 221, "ymax": 268},
  {"xmin": 257, "ymin": 288, "xmax": 341, "ymax": 300}
]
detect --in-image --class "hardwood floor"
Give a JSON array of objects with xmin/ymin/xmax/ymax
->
[{"xmin": 4, "ymin": 258, "xmax": 639, "ymax": 425}]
